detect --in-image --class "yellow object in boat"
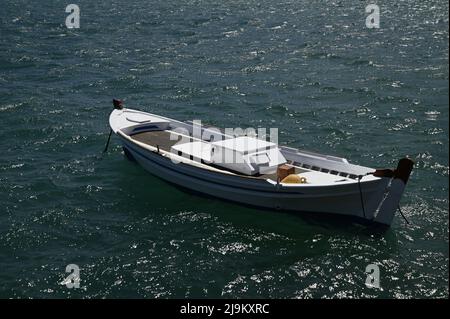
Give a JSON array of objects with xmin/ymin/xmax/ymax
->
[{"xmin": 281, "ymin": 174, "xmax": 307, "ymax": 184}]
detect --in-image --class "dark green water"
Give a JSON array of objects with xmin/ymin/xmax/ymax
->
[{"xmin": 0, "ymin": 0, "xmax": 448, "ymax": 298}]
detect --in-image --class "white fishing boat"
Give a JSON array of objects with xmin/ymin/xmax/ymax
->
[{"xmin": 107, "ymin": 99, "xmax": 413, "ymax": 226}]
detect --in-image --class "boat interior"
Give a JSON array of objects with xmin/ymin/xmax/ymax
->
[
  {"xmin": 111, "ymin": 108, "xmax": 376, "ymax": 185},
  {"xmin": 127, "ymin": 123, "xmax": 374, "ymax": 185}
]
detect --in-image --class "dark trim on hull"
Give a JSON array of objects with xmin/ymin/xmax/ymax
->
[
  {"xmin": 172, "ymin": 181, "xmax": 385, "ymax": 228},
  {"xmin": 123, "ymin": 144, "xmax": 306, "ymax": 195},
  {"xmin": 123, "ymin": 145, "xmax": 387, "ymax": 228},
  {"xmin": 123, "ymin": 148, "xmax": 386, "ymax": 229},
  {"xmin": 123, "ymin": 147, "xmax": 137, "ymax": 162}
]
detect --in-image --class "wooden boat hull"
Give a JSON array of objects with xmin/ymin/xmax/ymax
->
[
  {"xmin": 118, "ymin": 134, "xmax": 392, "ymax": 225},
  {"xmin": 109, "ymin": 107, "xmax": 413, "ymax": 226}
]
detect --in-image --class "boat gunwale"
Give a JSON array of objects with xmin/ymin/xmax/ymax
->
[{"xmin": 117, "ymin": 129, "xmax": 386, "ymax": 192}]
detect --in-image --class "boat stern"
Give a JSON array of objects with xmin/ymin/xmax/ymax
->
[{"xmin": 372, "ymin": 158, "xmax": 414, "ymax": 225}]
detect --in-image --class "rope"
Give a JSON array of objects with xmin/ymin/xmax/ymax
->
[
  {"xmin": 397, "ymin": 205, "xmax": 410, "ymax": 224},
  {"xmin": 357, "ymin": 175, "xmax": 367, "ymax": 219},
  {"xmin": 361, "ymin": 170, "xmax": 411, "ymax": 225},
  {"xmin": 103, "ymin": 129, "xmax": 113, "ymax": 153}
]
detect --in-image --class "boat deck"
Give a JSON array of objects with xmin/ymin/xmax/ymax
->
[
  {"xmin": 130, "ymin": 130, "xmax": 297, "ymax": 180},
  {"xmin": 128, "ymin": 129, "xmax": 358, "ymax": 185},
  {"xmin": 131, "ymin": 130, "xmax": 178, "ymax": 152}
]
